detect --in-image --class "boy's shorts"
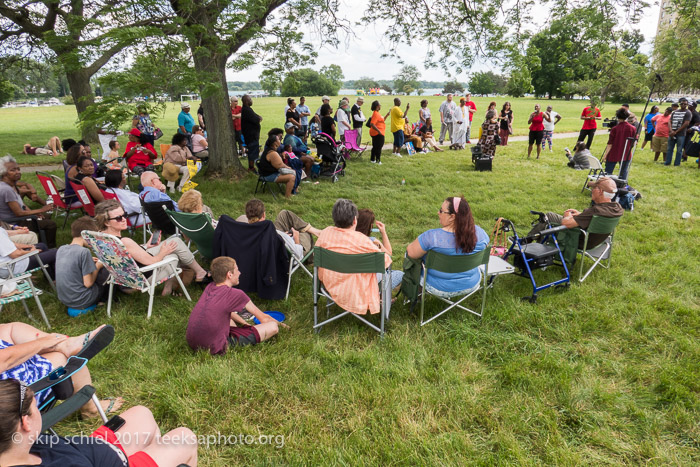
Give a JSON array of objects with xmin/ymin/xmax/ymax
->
[{"xmin": 228, "ymin": 325, "xmax": 261, "ymax": 347}]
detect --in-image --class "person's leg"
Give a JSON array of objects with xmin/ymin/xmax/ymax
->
[
  {"xmin": 177, "ymin": 165, "xmax": 190, "ymax": 190},
  {"xmin": 587, "ymin": 129, "xmax": 595, "ymax": 149},
  {"xmin": 370, "ymin": 135, "xmax": 379, "ymax": 161},
  {"xmin": 439, "ymin": 122, "xmax": 447, "ymax": 144},
  {"xmin": 254, "ymin": 321, "xmax": 279, "ymax": 341},
  {"xmin": 47, "ymin": 137, "xmax": 60, "ymax": 156},
  {"xmin": 665, "ymin": 136, "xmax": 676, "ymax": 165},
  {"xmin": 527, "ymin": 144, "xmax": 533, "ymax": 158},
  {"xmin": 274, "ymin": 173, "xmax": 294, "ymax": 198},
  {"xmin": 273, "ymin": 210, "xmax": 309, "ymax": 232},
  {"xmin": 356, "ymin": 126, "xmax": 362, "ymax": 145},
  {"xmin": 377, "ymin": 134, "xmax": 384, "ymax": 163},
  {"xmin": 674, "ymin": 135, "xmax": 685, "ymax": 166},
  {"xmin": 139, "ymin": 427, "xmax": 198, "ymax": 466},
  {"xmin": 247, "ymin": 140, "xmax": 260, "ymax": 171},
  {"xmin": 604, "ymin": 161, "xmax": 617, "ymax": 175},
  {"xmin": 465, "ymin": 121, "xmax": 471, "ymax": 142},
  {"xmin": 10, "ymin": 231, "xmax": 38, "ymax": 245},
  {"xmin": 526, "ymin": 212, "xmax": 564, "ymax": 238},
  {"xmin": 536, "ymin": 133, "xmax": 543, "ymax": 159}
]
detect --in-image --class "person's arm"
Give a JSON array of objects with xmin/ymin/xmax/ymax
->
[
  {"xmin": 5, "ymin": 200, "xmax": 52, "ymax": 217},
  {"xmin": 230, "ymin": 311, "xmax": 249, "ymax": 327},
  {"xmin": 440, "ymin": 109, "xmax": 445, "ymax": 124},
  {"xmin": 527, "ymin": 113, "xmax": 535, "ymax": 125},
  {"xmin": 375, "ymin": 220, "xmax": 392, "ymax": 256},
  {"xmin": 595, "ymin": 110, "xmax": 602, "ymax": 120},
  {"xmin": 384, "ymin": 111, "xmax": 391, "ymax": 120},
  {"xmin": 83, "ymin": 258, "xmax": 103, "ymax": 288},
  {"xmin": 82, "ymin": 178, "xmax": 105, "ymax": 203},
  {"xmin": 141, "ymin": 145, "xmax": 157, "ymax": 160},
  {"xmin": 370, "ymin": 115, "xmax": 380, "ymax": 133},
  {"xmin": 554, "ymin": 113, "xmax": 562, "ymax": 125},
  {"xmin": 268, "ymin": 152, "xmax": 288, "ymax": 170},
  {"xmin": 0, "ymin": 335, "xmax": 69, "ymax": 374},
  {"xmin": 561, "ymin": 214, "xmax": 580, "ymax": 229},
  {"xmin": 243, "ymin": 300, "xmax": 289, "ymax": 328},
  {"xmin": 406, "ymin": 237, "xmax": 427, "ymax": 259},
  {"xmin": 543, "ymin": 112, "xmax": 551, "ymax": 122},
  {"xmin": 122, "ymin": 237, "xmax": 176, "ymax": 265}
]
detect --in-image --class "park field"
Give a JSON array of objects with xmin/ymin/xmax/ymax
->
[
  {"xmin": 0, "ymin": 96, "xmax": 650, "ymax": 165},
  {"xmin": 0, "ymin": 103, "xmax": 698, "ymax": 464}
]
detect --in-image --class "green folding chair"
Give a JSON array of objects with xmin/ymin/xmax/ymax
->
[
  {"xmin": 577, "ymin": 215, "xmax": 622, "ymax": 283},
  {"xmin": 285, "ymin": 244, "xmax": 313, "ymax": 300},
  {"xmin": 312, "ymin": 246, "xmax": 391, "ymax": 337},
  {"xmin": 164, "ymin": 210, "xmax": 216, "ymax": 260},
  {"xmin": 420, "ymin": 248, "xmax": 491, "ymax": 325}
]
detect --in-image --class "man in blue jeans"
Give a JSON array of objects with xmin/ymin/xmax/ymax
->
[{"xmin": 666, "ymin": 97, "xmax": 692, "ymax": 166}]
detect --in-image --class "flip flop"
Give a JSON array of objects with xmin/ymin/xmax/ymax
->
[
  {"xmin": 75, "ymin": 325, "xmax": 115, "ymax": 361},
  {"xmin": 104, "ymin": 397, "xmax": 119, "ymax": 414},
  {"xmin": 195, "ymin": 271, "xmax": 213, "ymax": 285}
]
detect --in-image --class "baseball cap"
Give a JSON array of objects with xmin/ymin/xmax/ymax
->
[
  {"xmin": 322, "ymin": 95, "xmax": 330, "ymax": 101},
  {"xmin": 128, "ymin": 128, "xmax": 141, "ymax": 137},
  {"xmin": 181, "ymin": 102, "xmax": 191, "ymax": 109},
  {"xmin": 284, "ymin": 122, "xmax": 295, "ymax": 129},
  {"xmin": 357, "ymin": 97, "xmax": 364, "ymax": 102},
  {"xmin": 679, "ymin": 97, "xmax": 688, "ymax": 103}
]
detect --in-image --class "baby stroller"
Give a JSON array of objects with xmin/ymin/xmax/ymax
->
[
  {"xmin": 495, "ymin": 211, "xmax": 571, "ymax": 303},
  {"xmin": 311, "ymin": 132, "xmax": 347, "ymax": 183}
]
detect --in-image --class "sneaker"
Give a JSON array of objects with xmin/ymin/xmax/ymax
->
[
  {"xmin": 370, "ymin": 160, "xmax": 376, "ymax": 163},
  {"xmin": 395, "ymin": 153, "xmax": 402, "ymax": 158},
  {"xmin": 439, "ymin": 141, "xmax": 444, "ymax": 145},
  {"xmin": 377, "ymin": 161, "xmax": 382, "ymax": 165},
  {"xmin": 466, "ymin": 140, "xmax": 471, "ymax": 144}
]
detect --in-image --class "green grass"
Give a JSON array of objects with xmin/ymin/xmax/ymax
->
[
  {"xmin": 0, "ymin": 96, "xmax": 648, "ymax": 165},
  {"xmin": 1, "ymin": 105, "xmax": 699, "ymax": 464}
]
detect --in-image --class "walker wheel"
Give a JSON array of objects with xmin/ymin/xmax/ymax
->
[{"xmin": 521, "ymin": 295, "xmax": 538, "ymax": 304}]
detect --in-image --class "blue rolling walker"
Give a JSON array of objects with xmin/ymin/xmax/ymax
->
[{"xmin": 498, "ymin": 211, "xmax": 571, "ymax": 303}]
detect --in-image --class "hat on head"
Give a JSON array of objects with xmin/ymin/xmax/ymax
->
[
  {"xmin": 284, "ymin": 122, "xmax": 295, "ymax": 130},
  {"xmin": 679, "ymin": 97, "xmax": 688, "ymax": 103},
  {"xmin": 128, "ymin": 128, "xmax": 141, "ymax": 137},
  {"xmin": 322, "ymin": 95, "xmax": 330, "ymax": 101},
  {"xmin": 181, "ymin": 102, "xmax": 191, "ymax": 109},
  {"xmin": 357, "ymin": 97, "xmax": 364, "ymax": 102}
]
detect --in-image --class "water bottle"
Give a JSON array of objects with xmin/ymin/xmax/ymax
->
[{"xmin": 401, "ymin": 178, "xmax": 406, "ymax": 185}]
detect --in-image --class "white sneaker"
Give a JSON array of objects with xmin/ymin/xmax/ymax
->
[
  {"xmin": 370, "ymin": 160, "xmax": 376, "ymax": 163},
  {"xmin": 395, "ymin": 153, "xmax": 402, "ymax": 158},
  {"xmin": 377, "ymin": 161, "xmax": 382, "ymax": 165}
]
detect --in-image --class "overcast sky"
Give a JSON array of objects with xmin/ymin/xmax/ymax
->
[{"xmin": 227, "ymin": 0, "xmax": 661, "ymax": 83}]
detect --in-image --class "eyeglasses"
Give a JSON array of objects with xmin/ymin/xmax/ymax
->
[
  {"xmin": 438, "ymin": 209, "xmax": 449, "ymax": 214},
  {"xmin": 19, "ymin": 381, "xmax": 27, "ymax": 417},
  {"xmin": 108, "ymin": 214, "xmax": 126, "ymax": 222}
]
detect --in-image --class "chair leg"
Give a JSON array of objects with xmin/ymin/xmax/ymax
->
[
  {"xmin": 90, "ymin": 393, "xmax": 109, "ymax": 423},
  {"xmin": 285, "ymin": 260, "xmax": 294, "ymax": 300},
  {"xmin": 36, "ymin": 256, "xmax": 57, "ymax": 294},
  {"xmin": 106, "ymin": 282, "xmax": 114, "ymax": 318},
  {"xmin": 147, "ymin": 272, "xmax": 158, "ymax": 319},
  {"xmin": 20, "ymin": 298, "xmax": 35, "ymax": 323},
  {"xmin": 28, "ymin": 280, "xmax": 50, "ymax": 328}
]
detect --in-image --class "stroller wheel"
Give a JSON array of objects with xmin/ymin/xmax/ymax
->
[{"xmin": 332, "ymin": 175, "xmax": 338, "ymax": 183}]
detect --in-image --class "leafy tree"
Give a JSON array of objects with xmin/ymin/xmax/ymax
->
[
  {"xmin": 320, "ymin": 64, "xmax": 344, "ymax": 92},
  {"xmin": 442, "ymin": 80, "xmax": 464, "ymax": 94},
  {"xmin": 259, "ymin": 69, "xmax": 283, "ymax": 97},
  {"xmin": 468, "ymin": 71, "xmax": 497, "ymax": 96},
  {"xmin": 505, "ymin": 56, "xmax": 533, "ymax": 98},
  {"xmin": 394, "ymin": 65, "xmax": 421, "ymax": 95},
  {"xmin": 0, "ymin": 56, "xmax": 67, "ymax": 99},
  {"xmin": 653, "ymin": 1, "xmax": 700, "ymax": 95},
  {"xmin": 352, "ymin": 77, "xmax": 380, "ymax": 90},
  {"xmin": 0, "ymin": 78, "xmax": 14, "ymax": 106},
  {"xmin": 416, "ymin": 88, "xmax": 425, "ymax": 96},
  {"xmin": 280, "ymin": 68, "xmax": 336, "ymax": 96},
  {"xmin": 0, "ymin": 1, "xmax": 167, "ymax": 141}
]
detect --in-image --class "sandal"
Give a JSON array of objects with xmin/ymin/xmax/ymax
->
[
  {"xmin": 195, "ymin": 271, "xmax": 213, "ymax": 285},
  {"xmin": 75, "ymin": 325, "xmax": 115, "ymax": 361}
]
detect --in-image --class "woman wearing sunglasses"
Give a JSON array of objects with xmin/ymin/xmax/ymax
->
[
  {"xmin": 0, "ymin": 379, "xmax": 197, "ymax": 466},
  {"xmin": 406, "ymin": 196, "xmax": 489, "ymax": 298},
  {"xmin": 94, "ymin": 200, "xmax": 211, "ymax": 296}
]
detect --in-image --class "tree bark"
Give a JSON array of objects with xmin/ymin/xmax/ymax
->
[
  {"xmin": 65, "ymin": 68, "xmax": 98, "ymax": 144},
  {"xmin": 191, "ymin": 51, "xmax": 245, "ymax": 176}
]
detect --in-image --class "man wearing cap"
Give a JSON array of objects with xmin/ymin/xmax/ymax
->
[
  {"xmin": 314, "ymin": 96, "xmax": 331, "ymax": 124},
  {"xmin": 351, "ymin": 97, "xmax": 366, "ymax": 145},
  {"xmin": 336, "ymin": 100, "xmax": 352, "ymax": 140},
  {"xmin": 241, "ymin": 94, "xmax": 263, "ymax": 172},
  {"xmin": 438, "ymin": 93, "xmax": 457, "ymax": 145},
  {"xmin": 666, "ymin": 97, "xmax": 692, "ymax": 166},
  {"xmin": 178, "ymin": 102, "xmax": 196, "ymax": 136}
]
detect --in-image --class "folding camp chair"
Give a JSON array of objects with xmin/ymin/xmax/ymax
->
[
  {"xmin": 159, "ymin": 144, "xmax": 172, "ymax": 158},
  {"xmin": 68, "ymin": 180, "xmax": 96, "ymax": 217},
  {"xmin": 139, "ymin": 198, "xmax": 177, "ymax": 238},
  {"xmin": 1, "ymin": 248, "xmax": 56, "ymax": 294},
  {"xmin": 577, "ymin": 215, "xmax": 622, "ymax": 283},
  {"xmin": 36, "ymin": 171, "xmax": 81, "ymax": 228},
  {"xmin": 312, "ymin": 246, "xmax": 390, "ymax": 337},
  {"xmin": 254, "ymin": 159, "xmax": 285, "ymax": 200},
  {"xmin": 342, "ymin": 129, "xmax": 367, "ymax": 158},
  {"xmin": 419, "ymin": 248, "xmax": 493, "ymax": 325},
  {"xmin": 284, "ymin": 244, "xmax": 313, "ymax": 300},
  {"xmin": 102, "ymin": 189, "xmax": 151, "ymax": 243},
  {"xmin": 0, "ymin": 273, "xmax": 50, "ymax": 327},
  {"xmin": 581, "ymin": 155, "xmax": 610, "ymax": 193},
  {"xmin": 81, "ymin": 230, "xmax": 191, "ymax": 318},
  {"xmin": 164, "ymin": 209, "xmax": 215, "ymax": 260}
]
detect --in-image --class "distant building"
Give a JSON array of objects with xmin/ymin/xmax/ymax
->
[{"xmin": 656, "ymin": 0, "xmax": 678, "ymax": 34}]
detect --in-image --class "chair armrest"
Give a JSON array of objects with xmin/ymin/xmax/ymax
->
[
  {"xmin": 536, "ymin": 225, "xmax": 569, "ymax": 237},
  {"xmin": 41, "ymin": 385, "xmax": 96, "ymax": 432},
  {"xmin": 138, "ymin": 255, "xmax": 179, "ymax": 273},
  {"xmin": 2, "ymin": 214, "xmax": 39, "ymax": 224},
  {"xmin": 0, "ymin": 249, "xmax": 40, "ymax": 270},
  {"xmin": 29, "ymin": 357, "xmax": 88, "ymax": 395}
]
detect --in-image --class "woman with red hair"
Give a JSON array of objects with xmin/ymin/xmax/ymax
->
[{"xmin": 406, "ymin": 196, "xmax": 489, "ymax": 296}]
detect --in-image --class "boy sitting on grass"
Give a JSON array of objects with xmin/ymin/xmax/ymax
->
[
  {"xmin": 56, "ymin": 216, "xmax": 109, "ymax": 311},
  {"xmin": 186, "ymin": 256, "xmax": 287, "ymax": 355}
]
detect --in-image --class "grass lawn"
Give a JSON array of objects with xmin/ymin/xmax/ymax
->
[
  {"xmin": 1, "ymin": 96, "xmax": 650, "ymax": 165},
  {"xmin": 1, "ymin": 104, "xmax": 698, "ymax": 464}
]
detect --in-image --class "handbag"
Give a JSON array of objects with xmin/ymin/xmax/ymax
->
[
  {"xmin": 490, "ymin": 217, "xmax": 508, "ymax": 257},
  {"xmin": 494, "ymin": 132, "xmax": 501, "ymax": 145},
  {"xmin": 153, "ymin": 127, "xmax": 164, "ymax": 140},
  {"xmin": 366, "ymin": 118, "xmax": 372, "ymax": 129}
]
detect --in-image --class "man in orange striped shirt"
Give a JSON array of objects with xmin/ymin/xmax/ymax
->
[{"xmin": 315, "ymin": 199, "xmax": 392, "ymax": 315}]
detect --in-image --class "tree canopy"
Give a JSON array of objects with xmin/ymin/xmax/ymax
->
[{"xmin": 280, "ymin": 67, "xmax": 343, "ymax": 96}]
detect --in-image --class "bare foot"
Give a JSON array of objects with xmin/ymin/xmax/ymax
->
[
  {"xmin": 57, "ymin": 324, "xmax": 106, "ymax": 357},
  {"xmin": 81, "ymin": 396, "xmax": 124, "ymax": 418}
]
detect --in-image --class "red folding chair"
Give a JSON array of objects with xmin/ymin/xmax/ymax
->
[
  {"xmin": 68, "ymin": 180, "xmax": 96, "ymax": 217},
  {"xmin": 342, "ymin": 129, "xmax": 367, "ymax": 159},
  {"xmin": 36, "ymin": 171, "xmax": 82, "ymax": 228}
]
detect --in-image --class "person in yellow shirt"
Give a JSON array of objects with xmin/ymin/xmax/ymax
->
[{"xmin": 390, "ymin": 98, "xmax": 410, "ymax": 157}]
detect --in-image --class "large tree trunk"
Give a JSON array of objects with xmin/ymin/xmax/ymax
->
[
  {"xmin": 191, "ymin": 52, "xmax": 245, "ymax": 177},
  {"xmin": 65, "ymin": 68, "xmax": 98, "ymax": 144}
]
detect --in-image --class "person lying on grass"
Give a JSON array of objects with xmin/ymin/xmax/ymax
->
[{"xmin": 186, "ymin": 256, "xmax": 288, "ymax": 355}]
